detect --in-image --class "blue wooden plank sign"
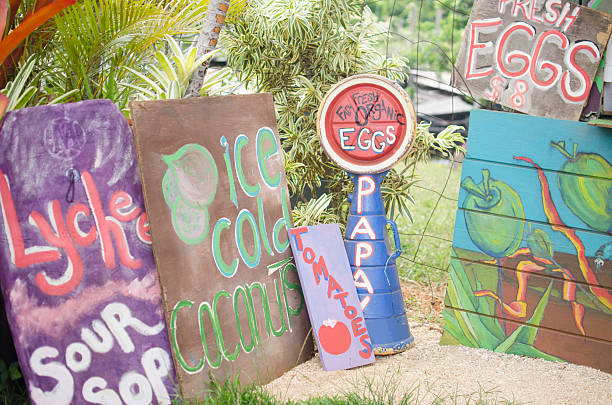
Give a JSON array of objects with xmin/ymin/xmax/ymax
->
[
  {"xmin": 289, "ymin": 224, "xmax": 375, "ymax": 371},
  {"xmin": 442, "ymin": 108, "xmax": 612, "ymax": 373}
]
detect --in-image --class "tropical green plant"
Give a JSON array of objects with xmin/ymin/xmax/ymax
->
[
  {"xmin": 292, "ymin": 193, "xmax": 338, "ymax": 228},
  {"xmin": 39, "ymin": 0, "xmax": 209, "ymax": 109},
  {"xmin": 224, "ymin": 0, "xmax": 465, "ymax": 224},
  {"xmin": 0, "ymin": 0, "xmax": 78, "ymax": 118},
  {"xmin": 1, "ymin": 54, "xmax": 37, "ymax": 111},
  {"xmin": 0, "ymin": 359, "xmax": 21, "ymax": 390},
  {"xmin": 125, "ymin": 35, "xmax": 233, "ymax": 100},
  {"xmin": 0, "ymin": 359, "xmax": 28, "ymax": 405},
  {"xmin": 0, "ymin": 0, "xmax": 77, "ymax": 87},
  {"xmin": 0, "ymin": 0, "xmax": 249, "ymax": 112}
]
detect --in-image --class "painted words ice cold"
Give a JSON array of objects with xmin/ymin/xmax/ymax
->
[{"xmin": 212, "ymin": 128, "xmax": 292, "ymax": 278}]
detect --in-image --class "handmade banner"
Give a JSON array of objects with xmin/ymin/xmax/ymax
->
[
  {"xmin": 453, "ymin": 0, "xmax": 612, "ymax": 120},
  {"xmin": 289, "ymin": 224, "xmax": 375, "ymax": 371},
  {"xmin": 442, "ymin": 109, "xmax": 612, "ymax": 372},
  {"xmin": 131, "ymin": 94, "xmax": 312, "ymax": 399},
  {"xmin": 0, "ymin": 100, "xmax": 177, "ymax": 404}
]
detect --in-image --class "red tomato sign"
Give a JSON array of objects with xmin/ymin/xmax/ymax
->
[
  {"xmin": 318, "ymin": 319, "xmax": 352, "ymax": 355},
  {"xmin": 317, "ymin": 75, "xmax": 416, "ymax": 174}
]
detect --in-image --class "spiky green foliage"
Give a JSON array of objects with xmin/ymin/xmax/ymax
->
[
  {"xmin": 125, "ymin": 35, "xmax": 232, "ymax": 100},
  {"xmin": 224, "ymin": 0, "xmax": 464, "ymax": 224},
  {"xmin": 0, "ymin": 360, "xmax": 28, "ymax": 405},
  {"xmin": 2, "ymin": 55, "xmax": 37, "ymax": 111},
  {"xmin": 292, "ymin": 193, "xmax": 339, "ymax": 228},
  {"xmin": 2, "ymin": 0, "xmax": 248, "ymax": 111}
]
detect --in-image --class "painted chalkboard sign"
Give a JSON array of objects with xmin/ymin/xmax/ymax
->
[
  {"xmin": 289, "ymin": 224, "xmax": 375, "ymax": 370},
  {"xmin": 0, "ymin": 100, "xmax": 177, "ymax": 404},
  {"xmin": 441, "ymin": 109, "xmax": 612, "ymax": 372},
  {"xmin": 131, "ymin": 94, "xmax": 312, "ymax": 399},
  {"xmin": 453, "ymin": 0, "xmax": 612, "ymax": 120}
]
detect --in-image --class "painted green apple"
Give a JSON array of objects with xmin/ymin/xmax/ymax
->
[
  {"xmin": 553, "ymin": 141, "xmax": 612, "ymax": 233},
  {"xmin": 462, "ymin": 169, "xmax": 525, "ymax": 259}
]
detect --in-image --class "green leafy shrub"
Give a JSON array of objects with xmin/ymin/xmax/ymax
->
[{"xmin": 223, "ymin": 0, "xmax": 464, "ymax": 224}]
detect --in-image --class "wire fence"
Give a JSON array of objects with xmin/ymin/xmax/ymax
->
[{"xmin": 371, "ymin": 0, "xmax": 467, "ymax": 287}]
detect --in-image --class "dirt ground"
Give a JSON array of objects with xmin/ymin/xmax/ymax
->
[{"xmin": 265, "ymin": 281, "xmax": 612, "ymax": 404}]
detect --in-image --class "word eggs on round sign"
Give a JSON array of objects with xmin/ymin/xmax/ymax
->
[{"xmin": 318, "ymin": 75, "xmax": 416, "ymax": 174}]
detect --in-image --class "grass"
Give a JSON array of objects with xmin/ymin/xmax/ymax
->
[
  {"xmin": 176, "ymin": 376, "xmax": 523, "ymax": 405},
  {"xmin": 394, "ymin": 159, "xmax": 462, "ymax": 285},
  {"xmin": 0, "ymin": 379, "xmax": 29, "ymax": 405},
  {"xmin": 1, "ymin": 376, "xmax": 522, "ymax": 405}
]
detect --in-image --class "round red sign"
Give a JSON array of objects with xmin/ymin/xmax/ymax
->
[{"xmin": 317, "ymin": 74, "xmax": 416, "ymax": 174}]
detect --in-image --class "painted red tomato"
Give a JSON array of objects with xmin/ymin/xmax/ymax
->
[{"xmin": 318, "ymin": 319, "xmax": 351, "ymax": 355}]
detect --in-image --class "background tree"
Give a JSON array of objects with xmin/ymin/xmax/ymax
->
[
  {"xmin": 185, "ymin": 0, "xmax": 231, "ymax": 97},
  {"xmin": 369, "ymin": 0, "xmax": 473, "ymax": 73}
]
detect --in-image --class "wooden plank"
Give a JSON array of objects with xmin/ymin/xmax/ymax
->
[
  {"xmin": 465, "ymin": 109, "xmax": 612, "ymax": 176},
  {"xmin": 458, "ymin": 159, "xmax": 612, "ymax": 233},
  {"xmin": 452, "ymin": 0, "xmax": 612, "ymax": 120},
  {"xmin": 0, "ymin": 100, "xmax": 177, "ymax": 404},
  {"xmin": 441, "ymin": 308, "xmax": 612, "ymax": 373},
  {"xmin": 453, "ymin": 217, "xmax": 612, "ymax": 290},
  {"xmin": 588, "ymin": 117, "xmax": 612, "ymax": 127},
  {"xmin": 580, "ymin": 0, "xmax": 612, "ymax": 118},
  {"xmin": 131, "ymin": 95, "xmax": 312, "ymax": 399},
  {"xmin": 448, "ymin": 26, "xmax": 612, "ymax": 371},
  {"xmin": 445, "ymin": 256, "xmax": 612, "ymax": 342},
  {"xmin": 289, "ymin": 225, "xmax": 375, "ymax": 371}
]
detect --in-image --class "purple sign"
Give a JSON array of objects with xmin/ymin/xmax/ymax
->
[
  {"xmin": 289, "ymin": 224, "xmax": 375, "ymax": 370},
  {"xmin": 0, "ymin": 100, "xmax": 177, "ymax": 404}
]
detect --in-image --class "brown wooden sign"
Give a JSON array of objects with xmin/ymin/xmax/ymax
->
[
  {"xmin": 131, "ymin": 94, "xmax": 312, "ymax": 399},
  {"xmin": 453, "ymin": 0, "xmax": 612, "ymax": 120}
]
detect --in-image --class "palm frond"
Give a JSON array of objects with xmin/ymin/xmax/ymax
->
[
  {"xmin": 2, "ymin": 54, "xmax": 37, "ymax": 110},
  {"xmin": 43, "ymin": 0, "xmax": 208, "ymax": 104},
  {"xmin": 126, "ymin": 34, "xmax": 232, "ymax": 100}
]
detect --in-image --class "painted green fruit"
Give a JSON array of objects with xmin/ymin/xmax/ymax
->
[
  {"xmin": 462, "ymin": 169, "xmax": 525, "ymax": 258},
  {"xmin": 163, "ymin": 143, "xmax": 218, "ymax": 209},
  {"xmin": 526, "ymin": 228, "xmax": 554, "ymax": 261},
  {"xmin": 553, "ymin": 141, "xmax": 612, "ymax": 233},
  {"xmin": 162, "ymin": 143, "xmax": 218, "ymax": 245}
]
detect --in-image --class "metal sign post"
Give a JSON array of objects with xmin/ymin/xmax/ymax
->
[{"xmin": 317, "ymin": 74, "xmax": 417, "ymax": 354}]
